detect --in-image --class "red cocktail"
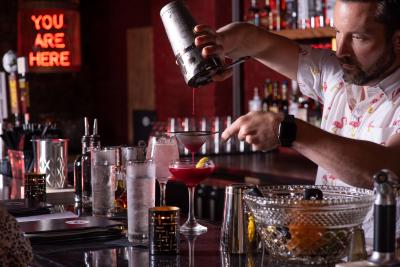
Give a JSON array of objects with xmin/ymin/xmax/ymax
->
[
  {"xmin": 169, "ymin": 159, "xmax": 215, "ymax": 234},
  {"xmin": 169, "ymin": 162, "xmax": 214, "ymax": 187}
]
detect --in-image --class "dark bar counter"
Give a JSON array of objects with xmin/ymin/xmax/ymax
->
[
  {"xmin": 207, "ymin": 147, "xmax": 317, "ymax": 186},
  {"xmin": 31, "ymin": 220, "xmax": 224, "ymax": 267},
  {"xmin": 30, "ymin": 219, "xmax": 335, "ymax": 267}
]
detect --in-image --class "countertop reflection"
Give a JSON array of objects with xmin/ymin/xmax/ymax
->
[{"xmin": 30, "ymin": 220, "xmax": 336, "ymax": 267}]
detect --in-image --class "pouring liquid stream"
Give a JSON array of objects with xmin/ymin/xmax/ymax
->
[{"xmin": 192, "ymin": 87, "xmax": 196, "ymax": 162}]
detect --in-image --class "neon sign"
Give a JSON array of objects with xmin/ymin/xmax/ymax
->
[{"xmin": 18, "ymin": 7, "xmax": 81, "ymax": 72}]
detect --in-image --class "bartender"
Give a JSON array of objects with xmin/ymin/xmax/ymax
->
[{"xmin": 194, "ymin": 0, "xmax": 400, "ymax": 238}]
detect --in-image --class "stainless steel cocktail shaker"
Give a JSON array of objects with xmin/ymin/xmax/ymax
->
[
  {"xmin": 220, "ymin": 184, "xmax": 262, "ymax": 254},
  {"xmin": 160, "ymin": 0, "xmax": 223, "ymax": 88}
]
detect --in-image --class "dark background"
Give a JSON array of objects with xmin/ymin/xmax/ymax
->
[{"xmin": 0, "ymin": 0, "xmax": 236, "ymax": 154}]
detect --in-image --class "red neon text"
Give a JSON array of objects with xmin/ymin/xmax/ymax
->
[
  {"xmin": 31, "ymin": 14, "xmax": 64, "ymax": 30},
  {"xmin": 34, "ymin": 32, "xmax": 65, "ymax": 49},
  {"xmin": 29, "ymin": 51, "xmax": 71, "ymax": 67},
  {"xmin": 29, "ymin": 13, "xmax": 71, "ymax": 68}
]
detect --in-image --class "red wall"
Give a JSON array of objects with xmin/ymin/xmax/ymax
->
[
  {"xmin": 79, "ymin": 0, "xmax": 152, "ymax": 145},
  {"xmin": 151, "ymin": 0, "xmax": 233, "ymax": 121}
]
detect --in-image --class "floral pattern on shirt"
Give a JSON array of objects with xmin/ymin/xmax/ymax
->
[{"xmin": 297, "ymin": 45, "xmax": 400, "ymax": 238}]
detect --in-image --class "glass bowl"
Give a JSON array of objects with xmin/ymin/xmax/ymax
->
[{"xmin": 243, "ymin": 185, "xmax": 374, "ymax": 265}]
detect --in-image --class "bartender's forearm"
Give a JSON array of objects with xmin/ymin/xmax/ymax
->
[
  {"xmin": 217, "ymin": 22, "xmax": 300, "ymax": 80},
  {"xmin": 292, "ymin": 119, "xmax": 399, "ymax": 189}
]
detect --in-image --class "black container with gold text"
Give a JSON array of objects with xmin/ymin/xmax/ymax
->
[{"xmin": 149, "ymin": 206, "xmax": 180, "ymax": 255}]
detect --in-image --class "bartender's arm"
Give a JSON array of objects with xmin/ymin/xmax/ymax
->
[
  {"xmin": 293, "ymin": 119, "xmax": 400, "ymax": 189},
  {"xmin": 194, "ymin": 22, "xmax": 299, "ymax": 81},
  {"xmin": 221, "ymin": 111, "xmax": 400, "ymax": 189}
]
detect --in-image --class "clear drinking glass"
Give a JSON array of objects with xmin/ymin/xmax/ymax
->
[
  {"xmin": 169, "ymin": 158, "xmax": 215, "ymax": 234},
  {"xmin": 146, "ymin": 135, "xmax": 179, "ymax": 206},
  {"xmin": 91, "ymin": 147, "xmax": 120, "ymax": 216},
  {"xmin": 126, "ymin": 159, "xmax": 155, "ymax": 245}
]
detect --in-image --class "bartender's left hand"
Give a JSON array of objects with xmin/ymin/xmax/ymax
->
[{"xmin": 221, "ymin": 111, "xmax": 284, "ymax": 151}]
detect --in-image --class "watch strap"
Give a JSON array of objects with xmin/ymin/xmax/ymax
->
[{"xmin": 278, "ymin": 114, "xmax": 297, "ymax": 147}]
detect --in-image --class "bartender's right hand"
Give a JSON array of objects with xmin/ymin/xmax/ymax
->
[{"xmin": 194, "ymin": 25, "xmax": 233, "ymax": 82}]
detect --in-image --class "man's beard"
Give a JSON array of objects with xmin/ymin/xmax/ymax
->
[{"xmin": 338, "ymin": 43, "xmax": 396, "ymax": 86}]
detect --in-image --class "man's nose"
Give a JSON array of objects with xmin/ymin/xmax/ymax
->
[{"xmin": 335, "ymin": 36, "xmax": 352, "ymax": 57}]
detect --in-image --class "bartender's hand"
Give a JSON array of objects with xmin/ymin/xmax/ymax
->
[
  {"xmin": 194, "ymin": 24, "xmax": 233, "ymax": 81},
  {"xmin": 221, "ymin": 111, "xmax": 284, "ymax": 151}
]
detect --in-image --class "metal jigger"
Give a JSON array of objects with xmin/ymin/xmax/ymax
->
[{"xmin": 336, "ymin": 169, "xmax": 400, "ymax": 267}]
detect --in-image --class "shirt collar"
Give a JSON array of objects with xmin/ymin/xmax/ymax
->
[
  {"xmin": 366, "ymin": 67, "xmax": 400, "ymax": 100},
  {"xmin": 344, "ymin": 67, "xmax": 400, "ymax": 105}
]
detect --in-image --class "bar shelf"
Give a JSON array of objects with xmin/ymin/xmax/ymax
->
[{"xmin": 273, "ymin": 27, "xmax": 336, "ymax": 40}]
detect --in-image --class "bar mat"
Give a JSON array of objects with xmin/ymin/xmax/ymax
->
[
  {"xmin": 32, "ymin": 237, "xmax": 130, "ymax": 254},
  {"xmin": 1, "ymin": 199, "xmax": 52, "ymax": 217}
]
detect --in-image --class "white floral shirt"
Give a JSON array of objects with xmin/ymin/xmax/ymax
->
[{"xmin": 297, "ymin": 45, "xmax": 400, "ymax": 238}]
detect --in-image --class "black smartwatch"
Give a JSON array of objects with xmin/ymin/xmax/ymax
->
[{"xmin": 278, "ymin": 114, "xmax": 297, "ymax": 147}]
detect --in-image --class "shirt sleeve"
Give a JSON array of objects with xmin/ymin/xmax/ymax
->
[{"xmin": 296, "ymin": 45, "xmax": 343, "ymax": 105}]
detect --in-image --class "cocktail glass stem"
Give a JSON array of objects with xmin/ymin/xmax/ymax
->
[
  {"xmin": 187, "ymin": 234, "xmax": 197, "ymax": 267},
  {"xmin": 180, "ymin": 186, "xmax": 207, "ymax": 234},
  {"xmin": 188, "ymin": 186, "xmax": 195, "ymax": 224},
  {"xmin": 159, "ymin": 181, "xmax": 167, "ymax": 206}
]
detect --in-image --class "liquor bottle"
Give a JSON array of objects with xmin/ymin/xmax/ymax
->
[
  {"xmin": 269, "ymin": 81, "xmax": 280, "ymax": 113},
  {"xmin": 285, "ymin": 0, "xmax": 297, "ymax": 29},
  {"xmin": 289, "ymin": 80, "xmax": 300, "ymax": 116},
  {"xmin": 325, "ymin": 0, "xmax": 335, "ymax": 27},
  {"xmin": 297, "ymin": 95, "xmax": 309, "ymax": 122},
  {"xmin": 249, "ymin": 87, "xmax": 262, "ymax": 112},
  {"xmin": 73, "ymin": 117, "xmax": 90, "ymax": 203},
  {"xmin": 276, "ymin": 0, "xmax": 285, "ymax": 31},
  {"xmin": 262, "ymin": 79, "xmax": 272, "ymax": 111},
  {"xmin": 269, "ymin": 0, "xmax": 277, "ymax": 30},
  {"xmin": 280, "ymin": 81, "xmax": 289, "ymax": 115},
  {"xmin": 260, "ymin": 0, "xmax": 271, "ymax": 28},
  {"xmin": 297, "ymin": 0, "xmax": 309, "ymax": 29},
  {"xmin": 308, "ymin": 0, "xmax": 317, "ymax": 28},
  {"xmin": 314, "ymin": 0, "xmax": 324, "ymax": 28},
  {"xmin": 82, "ymin": 118, "xmax": 101, "ymax": 209},
  {"xmin": 248, "ymin": 0, "xmax": 260, "ymax": 26}
]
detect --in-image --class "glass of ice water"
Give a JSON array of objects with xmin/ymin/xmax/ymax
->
[
  {"xmin": 91, "ymin": 147, "xmax": 120, "ymax": 217},
  {"xmin": 126, "ymin": 159, "xmax": 155, "ymax": 246}
]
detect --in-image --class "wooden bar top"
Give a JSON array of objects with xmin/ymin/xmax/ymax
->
[{"xmin": 209, "ymin": 147, "xmax": 318, "ymax": 185}]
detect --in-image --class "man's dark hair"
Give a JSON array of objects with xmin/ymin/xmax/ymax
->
[{"xmin": 340, "ymin": 0, "xmax": 400, "ymax": 38}]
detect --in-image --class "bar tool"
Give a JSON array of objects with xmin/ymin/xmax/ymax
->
[
  {"xmin": 160, "ymin": 1, "xmax": 247, "ymax": 88},
  {"xmin": 336, "ymin": 169, "xmax": 400, "ymax": 267},
  {"xmin": 220, "ymin": 184, "xmax": 262, "ymax": 254},
  {"xmin": 82, "ymin": 117, "xmax": 101, "ymax": 209},
  {"xmin": 73, "ymin": 117, "xmax": 91, "ymax": 203},
  {"xmin": 90, "ymin": 118, "xmax": 101, "ymax": 148}
]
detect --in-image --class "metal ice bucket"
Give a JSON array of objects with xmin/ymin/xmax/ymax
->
[{"xmin": 33, "ymin": 139, "xmax": 68, "ymax": 188}]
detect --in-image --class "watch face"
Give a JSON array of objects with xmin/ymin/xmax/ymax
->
[{"xmin": 278, "ymin": 115, "xmax": 296, "ymax": 147}]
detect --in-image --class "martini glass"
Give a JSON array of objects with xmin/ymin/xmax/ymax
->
[
  {"xmin": 169, "ymin": 158, "xmax": 215, "ymax": 234},
  {"xmin": 169, "ymin": 131, "xmax": 215, "ymax": 160}
]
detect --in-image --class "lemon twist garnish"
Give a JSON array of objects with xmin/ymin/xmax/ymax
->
[
  {"xmin": 248, "ymin": 214, "xmax": 255, "ymax": 242},
  {"xmin": 196, "ymin": 157, "xmax": 209, "ymax": 168}
]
